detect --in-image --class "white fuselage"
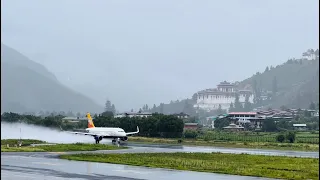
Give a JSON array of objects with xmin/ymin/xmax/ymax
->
[{"xmin": 85, "ymin": 127, "xmax": 126, "ymax": 137}]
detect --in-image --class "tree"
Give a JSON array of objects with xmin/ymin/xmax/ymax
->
[
  {"xmin": 101, "ymin": 111, "xmax": 113, "ymax": 117},
  {"xmin": 280, "ymin": 105, "xmax": 287, "ymax": 111},
  {"xmin": 216, "ymin": 104, "xmax": 224, "ymax": 115},
  {"xmin": 286, "ymin": 131, "xmax": 296, "ymax": 143},
  {"xmin": 234, "ymin": 93, "xmax": 243, "ymax": 111},
  {"xmin": 104, "ymin": 100, "xmax": 113, "ymax": 112},
  {"xmin": 214, "ymin": 117, "xmax": 230, "ymax": 129},
  {"xmin": 184, "ymin": 130, "xmax": 198, "ymax": 139},
  {"xmin": 229, "ymin": 102, "xmax": 234, "ymax": 112},
  {"xmin": 152, "ymin": 104, "xmax": 157, "ymax": 113},
  {"xmin": 192, "ymin": 93, "xmax": 198, "ymax": 103},
  {"xmin": 264, "ymin": 66, "xmax": 269, "ymax": 72},
  {"xmin": 243, "ymin": 95, "xmax": 252, "ymax": 112},
  {"xmin": 159, "ymin": 103, "xmax": 164, "ymax": 114},
  {"xmin": 183, "ymin": 99, "xmax": 196, "ymax": 116},
  {"xmin": 309, "ymin": 102, "xmax": 316, "ymax": 110},
  {"xmin": 262, "ymin": 118, "xmax": 277, "ymax": 132},
  {"xmin": 111, "ymin": 104, "xmax": 116, "ymax": 114},
  {"xmin": 272, "ymin": 76, "xmax": 278, "ymax": 94},
  {"xmin": 276, "ymin": 134, "xmax": 285, "ymax": 143}
]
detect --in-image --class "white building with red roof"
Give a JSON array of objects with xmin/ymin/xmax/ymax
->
[{"xmin": 194, "ymin": 81, "xmax": 254, "ymax": 112}]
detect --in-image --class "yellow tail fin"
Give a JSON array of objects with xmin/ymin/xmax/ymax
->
[{"xmin": 87, "ymin": 113, "xmax": 95, "ymax": 128}]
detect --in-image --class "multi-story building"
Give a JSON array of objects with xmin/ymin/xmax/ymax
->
[
  {"xmin": 114, "ymin": 112, "xmax": 152, "ymax": 118},
  {"xmin": 194, "ymin": 81, "xmax": 254, "ymax": 112}
]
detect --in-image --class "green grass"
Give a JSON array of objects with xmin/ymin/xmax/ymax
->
[
  {"xmin": 1, "ymin": 139, "xmax": 47, "ymax": 146},
  {"xmin": 129, "ymin": 136, "xmax": 319, "ymax": 151},
  {"xmin": 60, "ymin": 152, "xmax": 319, "ymax": 180},
  {"xmin": 197, "ymin": 131, "xmax": 319, "ymax": 144},
  {"xmin": 1, "ymin": 142, "xmax": 127, "ymax": 152}
]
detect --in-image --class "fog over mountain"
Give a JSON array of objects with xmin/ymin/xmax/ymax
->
[
  {"xmin": 1, "ymin": 0, "xmax": 318, "ymax": 111},
  {"xmin": 1, "ymin": 43, "xmax": 103, "ymax": 113}
]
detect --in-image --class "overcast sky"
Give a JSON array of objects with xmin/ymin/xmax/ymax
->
[{"xmin": 1, "ymin": 0, "xmax": 319, "ymax": 111}]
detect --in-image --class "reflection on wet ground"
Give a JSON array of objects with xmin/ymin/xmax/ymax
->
[{"xmin": 1, "ymin": 153, "xmax": 276, "ymax": 180}]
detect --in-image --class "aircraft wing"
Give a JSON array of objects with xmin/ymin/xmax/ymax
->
[
  {"xmin": 65, "ymin": 131, "xmax": 114, "ymax": 137},
  {"xmin": 67, "ymin": 131, "xmax": 97, "ymax": 136},
  {"xmin": 126, "ymin": 126, "xmax": 139, "ymax": 136}
]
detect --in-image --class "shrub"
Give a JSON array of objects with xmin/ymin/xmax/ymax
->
[
  {"xmin": 276, "ymin": 134, "xmax": 285, "ymax": 143},
  {"xmin": 286, "ymin": 131, "xmax": 296, "ymax": 143},
  {"xmin": 183, "ymin": 130, "xmax": 198, "ymax": 139}
]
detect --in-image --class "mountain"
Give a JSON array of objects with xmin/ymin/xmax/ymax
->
[
  {"xmin": 150, "ymin": 49, "xmax": 319, "ymax": 113},
  {"xmin": 1, "ymin": 43, "xmax": 103, "ymax": 113},
  {"xmin": 239, "ymin": 55, "xmax": 319, "ymax": 109}
]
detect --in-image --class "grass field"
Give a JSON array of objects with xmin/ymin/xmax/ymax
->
[
  {"xmin": 1, "ymin": 139, "xmax": 47, "ymax": 146},
  {"xmin": 60, "ymin": 152, "xmax": 319, "ymax": 180},
  {"xmin": 1, "ymin": 139, "xmax": 126, "ymax": 152},
  {"xmin": 129, "ymin": 136, "xmax": 319, "ymax": 151},
  {"xmin": 197, "ymin": 131, "xmax": 319, "ymax": 144}
]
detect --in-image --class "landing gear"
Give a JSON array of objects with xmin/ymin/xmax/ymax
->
[
  {"xmin": 94, "ymin": 136, "xmax": 102, "ymax": 144},
  {"xmin": 112, "ymin": 138, "xmax": 121, "ymax": 145}
]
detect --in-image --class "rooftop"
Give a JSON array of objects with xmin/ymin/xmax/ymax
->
[
  {"xmin": 293, "ymin": 124, "xmax": 307, "ymax": 127},
  {"xmin": 62, "ymin": 117, "xmax": 87, "ymax": 120},
  {"xmin": 223, "ymin": 123, "xmax": 244, "ymax": 129},
  {"xmin": 228, "ymin": 112, "xmax": 257, "ymax": 115},
  {"xmin": 184, "ymin": 123, "xmax": 198, "ymax": 126}
]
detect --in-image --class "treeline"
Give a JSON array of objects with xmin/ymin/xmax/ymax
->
[
  {"xmin": 1, "ymin": 112, "xmax": 184, "ymax": 138},
  {"xmin": 213, "ymin": 116, "xmax": 319, "ymax": 132}
]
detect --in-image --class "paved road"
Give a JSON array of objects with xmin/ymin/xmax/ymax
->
[{"xmin": 1, "ymin": 152, "xmax": 277, "ymax": 180}]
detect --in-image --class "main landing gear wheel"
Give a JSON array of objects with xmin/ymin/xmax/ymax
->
[
  {"xmin": 95, "ymin": 136, "xmax": 102, "ymax": 144},
  {"xmin": 112, "ymin": 139, "xmax": 116, "ymax": 144},
  {"xmin": 112, "ymin": 139, "xmax": 121, "ymax": 145}
]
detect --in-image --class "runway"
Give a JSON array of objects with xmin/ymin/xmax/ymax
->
[
  {"xmin": 1, "ymin": 151, "xmax": 277, "ymax": 180},
  {"xmin": 126, "ymin": 143, "xmax": 319, "ymax": 158},
  {"xmin": 1, "ymin": 123, "xmax": 317, "ymax": 179}
]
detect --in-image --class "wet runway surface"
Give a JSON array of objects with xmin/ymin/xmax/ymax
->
[
  {"xmin": 1, "ymin": 123, "xmax": 317, "ymax": 179},
  {"xmin": 126, "ymin": 143, "xmax": 319, "ymax": 158},
  {"xmin": 26, "ymin": 142, "xmax": 320, "ymax": 158},
  {"xmin": 2, "ymin": 144, "xmax": 317, "ymax": 180},
  {"xmin": 1, "ymin": 152, "xmax": 277, "ymax": 180}
]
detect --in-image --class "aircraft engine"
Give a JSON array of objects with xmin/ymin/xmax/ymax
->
[
  {"xmin": 121, "ymin": 137, "xmax": 128, "ymax": 141},
  {"xmin": 94, "ymin": 136, "xmax": 103, "ymax": 141}
]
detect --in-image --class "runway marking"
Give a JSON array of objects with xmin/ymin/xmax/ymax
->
[
  {"xmin": 1, "ymin": 173, "xmax": 35, "ymax": 179},
  {"xmin": 49, "ymin": 152, "xmax": 66, "ymax": 154},
  {"xmin": 31, "ymin": 162, "xmax": 60, "ymax": 166},
  {"xmin": 112, "ymin": 169, "xmax": 151, "ymax": 174}
]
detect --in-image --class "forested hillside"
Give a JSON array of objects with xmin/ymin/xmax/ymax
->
[
  {"xmin": 240, "ymin": 53, "xmax": 319, "ymax": 109},
  {"xmin": 1, "ymin": 43, "xmax": 103, "ymax": 113},
  {"xmin": 149, "ymin": 49, "xmax": 319, "ymax": 114}
]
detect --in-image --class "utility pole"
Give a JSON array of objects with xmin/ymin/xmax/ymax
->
[{"xmin": 19, "ymin": 127, "xmax": 22, "ymax": 147}]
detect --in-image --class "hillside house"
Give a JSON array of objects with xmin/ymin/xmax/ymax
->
[{"xmin": 184, "ymin": 123, "xmax": 198, "ymax": 131}]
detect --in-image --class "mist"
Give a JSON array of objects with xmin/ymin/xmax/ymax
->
[
  {"xmin": 1, "ymin": 122, "xmax": 97, "ymax": 144},
  {"xmin": 2, "ymin": 0, "xmax": 319, "ymax": 111}
]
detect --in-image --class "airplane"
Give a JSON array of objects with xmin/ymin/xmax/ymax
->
[{"xmin": 65, "ymin": 113, "xmax": 139, "ymax": 144}]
